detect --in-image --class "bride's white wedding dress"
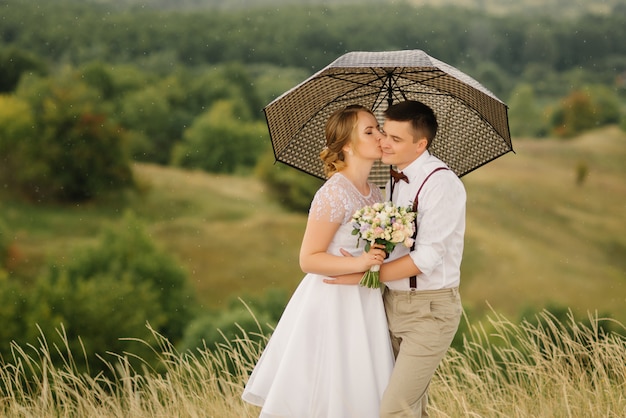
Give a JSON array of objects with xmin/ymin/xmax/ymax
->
[{"xmin": 242, "ymin": 173, "xmax": 394, "ymax": 418}]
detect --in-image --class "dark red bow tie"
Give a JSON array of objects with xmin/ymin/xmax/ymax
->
[{"xmin": 390, "ymin": 168, "xmax": 409, "ymax": 184}]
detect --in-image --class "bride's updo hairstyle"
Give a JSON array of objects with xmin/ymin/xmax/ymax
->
[{"xmin": 320, "ymin": 104, "xmax": 372, "ymax": 178}]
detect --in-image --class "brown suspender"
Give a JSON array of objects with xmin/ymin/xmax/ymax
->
[{"xmin": 409, "ymin": 167, "xmax": 449, "ymax": 289}]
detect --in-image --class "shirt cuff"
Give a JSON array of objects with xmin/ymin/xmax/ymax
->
[{"xmin": 409, "ymin": 244, "xmax": 441, "ymax": 276}]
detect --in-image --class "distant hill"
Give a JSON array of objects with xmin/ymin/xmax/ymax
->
[
  {"xmin": 4, "ymin": 126, "xmax": 625, "ymax": 325},
  {"xmin": 85, "ymin": 0, "xmax": 626, "ymax": 16},
  {"xmin": 402, "ymin": 0, "xmax": 625, "ymax": 17}
]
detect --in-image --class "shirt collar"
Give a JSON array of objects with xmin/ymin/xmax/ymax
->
[{"xmin": 401, "ymin": 150, "xmax": 430, "ymax": 181}]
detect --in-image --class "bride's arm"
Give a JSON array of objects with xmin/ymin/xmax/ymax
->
[
  {"xmin": 324, "ymin": 254, "xmax": 422, "ymax": 285},
  {"xmin": 299, "ymin": 218, "xmax": 384, "ymax": 276}
]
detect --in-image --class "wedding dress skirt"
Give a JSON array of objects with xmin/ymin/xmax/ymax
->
[{"xmin": 242, "ymin": 270, "xmax": 394, "ymax": 418}]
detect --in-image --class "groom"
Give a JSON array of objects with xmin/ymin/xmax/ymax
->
[{"xmin": 326, "ymin": 100, "xmax": 465, "ymax": 417}]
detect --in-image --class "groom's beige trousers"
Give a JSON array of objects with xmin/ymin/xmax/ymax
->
[{"xmin": 380, "ymin": 287, "xmax": 462, "ymax": 418}]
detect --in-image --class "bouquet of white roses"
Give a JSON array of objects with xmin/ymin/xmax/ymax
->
[{"xmin": 351, "ymin": 201, "xmax": 416, "ymax": 288}]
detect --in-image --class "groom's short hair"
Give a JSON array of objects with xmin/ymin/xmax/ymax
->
[{"xmin": 384, "ymin": 100, "xmax": 438, "ymax": 148}]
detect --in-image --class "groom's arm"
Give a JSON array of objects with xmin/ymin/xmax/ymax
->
[
  {"xmin": 379, "ymin": 255, "xmax": 423, "ymax": 282},
  {"xmin": 323, "ymin": 253, "xmax": 422, "ymax": 285}
]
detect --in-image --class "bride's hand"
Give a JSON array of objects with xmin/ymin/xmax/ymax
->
[{"xmin": 357, "ymin": 247, "xmax": 386, "ymax": 272}]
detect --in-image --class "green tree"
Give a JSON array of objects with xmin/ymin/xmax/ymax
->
[
  {"xmin": 248, "ymin": 64, "xmax": 310, "ymax": 105},
  {"xmin": 0, "ymin": 47, "xmax": 47, "ymax": 93},
  {"xmin": 0, "ymin": 94, "xmax": 35, "ymax": 187},
  {"xmin": 586, "ymin": 84, "xmax": 621, "ymax": 126},
  {"xmin": 172, "ymin": 100, "xmax": 267, "ymax": 173},
  {"xmin": 549, "ymin": 86, "xmax": 622, "ymax": 138},
  {"xmin": 521, "ymin": 23, "xmax": 558, "ymax": 71},
  {"xmin": 12, "ymin": 71, "xmax": 134, "ymax": 202},
  {"xmin": 79, "ymin": 61, "xmax": 117, "ymax": 100},
  {"xmin": 519, "ymin": 63, "xmax": 566, "ymax": 98},
  {"xmin": 508, "ymin": 83, "xmax": 544, "ymax": 138},
  {"xmin": 549, "ymin": 90, "xmax": 596, "ymax": 138},
  {"xmin": 118, "ymin": 82, "xmax": 178, "ymax": 163},
  {"xmin": 180, "ymin": 63, "xmax": 264, "ymax": 122}
]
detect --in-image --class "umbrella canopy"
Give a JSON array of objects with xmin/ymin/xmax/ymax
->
[{"xmin": 264, "ymin": 49, "xmax": 513, "ymax": 186}]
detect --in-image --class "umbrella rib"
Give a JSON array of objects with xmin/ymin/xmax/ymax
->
[
  {"xmin": 322, "ymin": 69, "xmax": 413, "ymax": 111},
  {"xmin": 393, "ymin": 70, "xmax": 511, "ymax": 145},
  {"xmin": 322, "ymin": 71, "xmax": 389, "ymax": 104},
  {"xmin": 373, "ymin": 68, "xmax": 398, "ymax": 109}
]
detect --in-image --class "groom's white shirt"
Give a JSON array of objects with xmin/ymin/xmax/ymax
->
[{"xmin": 384, "ymin": 150, "xmax": 466, "ymax": 291}]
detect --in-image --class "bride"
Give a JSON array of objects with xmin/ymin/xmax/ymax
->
[{"xmin": 242, "ymin": 105, "xmax": 393, "ymax": 417}]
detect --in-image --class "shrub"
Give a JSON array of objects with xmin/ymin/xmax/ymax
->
[
  {"xmin": 58, "ymin": 211, "xmax": 198, "ymax": 342},
  {"xmin": 0, "ymin": 275, "xmax": 28, "ymax": 361},
  {"xmin": 178, "ymin": 289, "xmax": 289, "ymax": 354},
  {"xmin": 179, "ymin": 306, "xmax": 273, "ymax": 354},
  {"xmin": 20, "ymin": 211, "xmax": 198, "ymax": 374},
  {"xmin": 25, "ymin": 270, "xmax": 164, "ymax": 373}
]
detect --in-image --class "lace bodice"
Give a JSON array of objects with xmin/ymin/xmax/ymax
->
[{"xmin": 309, "ymin": 173, "xmax": 384, "ymax": 256}]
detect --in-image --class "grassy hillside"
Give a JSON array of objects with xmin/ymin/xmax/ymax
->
[
  {"xmin": 461, "ymin": 126, "xmax": 626, "ymax": 323},
  {"xmin": 3, "ymin": 126, "xmax": 626, "ymax": 324}
]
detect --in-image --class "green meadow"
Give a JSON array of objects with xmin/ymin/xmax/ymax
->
[
  {"xmin": 4, "ymin": 126, "xmax": 626, "ymax": 324},
  {"xmin": 2, "ymin": 127, "xmax": 626, "ymax": 417}
]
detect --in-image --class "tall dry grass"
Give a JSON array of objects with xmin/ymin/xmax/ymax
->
[
  {"xmin": 431, "ymin": 309, "xmax": 626, "ymax": 417},
  {"xmin": 1, "ymin": 309, "xmax": 625, "ymax": 417},
  {"xmin": 0, "ymin": 322, "xmax": 265, "ymax": 418}
]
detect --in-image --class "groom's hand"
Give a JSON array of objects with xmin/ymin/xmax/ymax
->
[
  {"xmin": 323, "ymin": 272, "xmax": 362, "ymax": 285},
  {"xmin": 339, "ymin": 248, "xmax": 353, "ymax": 257},
  {"xmin": 323, "ymin": 249, "xmax": 361, "ymax": 285},
  {"xmin": 325, "ymin": 245, "xmax": 387, "ymax": 285}
]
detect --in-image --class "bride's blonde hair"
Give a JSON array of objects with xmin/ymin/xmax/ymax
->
[{"xmin": 320, "ymin": 104, "xmax": 373, "ymax": 178}]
